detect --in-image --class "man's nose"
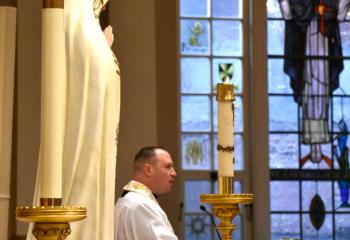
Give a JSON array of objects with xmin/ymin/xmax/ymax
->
[{"xmin": 171, "ymin": 169, "xmax": 176, "ymax": 177}]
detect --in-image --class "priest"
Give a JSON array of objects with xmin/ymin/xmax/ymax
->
[{"xmin": 115, "ymin": 147, "xmax": 178, "ymax": 240}]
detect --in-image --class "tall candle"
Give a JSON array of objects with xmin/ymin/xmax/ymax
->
[
  {"xmin": 217, "ymin": 82, "xmax": 234, "ymax": 177},
  {"xmin": 40, "ymin": 0, "xmax": 66, "ymax": 199}
]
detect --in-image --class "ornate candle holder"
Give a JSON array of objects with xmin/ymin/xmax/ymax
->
[
  {"xmin": 16, "ymin": 198, "xmax": 86, "ymax": 240},
  {"xmin": 200, "ymin": 177, "xmax": 253, "ymax": 240}
]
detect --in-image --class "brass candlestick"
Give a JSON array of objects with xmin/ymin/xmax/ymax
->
[
  {"xmin": 16, "ymin": 198, "xmax": 86, "ymax": 240},
  {"xmin": 200, "ymin": 177, "xmax": 253, "ymax": 240}
]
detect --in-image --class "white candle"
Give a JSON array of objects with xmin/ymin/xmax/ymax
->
[
  {"xmin": 217, "ymin": 83, "xmax": 234, "ymax": 177},
  {"xmin": 40, "ymin": 6, "xmax": 66, "ymax": 198}
]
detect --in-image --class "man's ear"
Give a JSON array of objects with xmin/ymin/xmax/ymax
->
[{"xmin": 144, "ymin": 163, "xmax": 153, "ymax": 177}]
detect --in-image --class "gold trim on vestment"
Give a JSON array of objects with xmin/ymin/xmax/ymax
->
[{"xmin": 123, "ymin": 180, "xmax": 157, "ymax": 202}]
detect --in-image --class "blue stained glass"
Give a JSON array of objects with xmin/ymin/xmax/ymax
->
[
  {"xmin": 185, "ymin": 181, "xmax": 211, "ymax": 212},
  {"xmin": 340, "ymin": 22, "xmax": 350, "ymax": 56},
  {"xmin": 335, "ymin": 214, "xmax": 350, "ymax": 239},
  {"xmin": 268, "ymin": 20, "xmax": 285, "ymax": 55},
  {"xmin": 271, "ymin": 214, "xmax": 300, "ymax": 240},
  {"xmin": 269, "ymin": 134, "xmax": 299, "ymax": 169},
  {"xmin": 270, "ymin": 181, "xmax": 299, "ymax": 211},
  {"xmin": 181, "ymin": 58, "xmax": 211, "ymax": 93},
  {"xmin": 334, "ymin": 181, "xmax": 350, "ymax": 211},
  {"xmin": 182, "ymin": 96, "xmax": 211, "ymax": 131},
  {"xmin": 181, "ymin": 20, "xmax": 210, "ymax": 55},
  {"xmin": 184, "ymin": 215, "xmax": 211, "ymax": 240},
  {"xmin": 182, "ymin": 134, "xmax": 211, "ymax": 170},
  {"xmin": 235, "ymin": 97, "xmax": 243, "ymax": 132},
  {"xmin": 333, "ymin": 97, "xmax": 350, "ymax": 129},
  {"xmin": 180, "ymin": 0, "xmax": 209, "ymax": 17},
  {"xmin": 268, "ymin": 59, "xmax": 293, "ymax": 94},
  {"xmin": 212, "ymin": 20, "xmax": 242, "ymax": 56},
  {"xmin": 214, "ymin": 134, "xmax": 244, "ymax": 171},
  {"xmin": 302, "ymin": 181, "xmax": 332, "ymax": 212},
  {"xmin": 336, "ymin": 61, "xmax": 350, "ymax": 95},
  {"xmin": 302, "ymin": 214, "xmax": 333, "ymax": 240},
  {"xmin": 269, "ymin": 96, "xmax": 298, "ymax": 131},
  {"xmin": 213, "ymin": 58, "xmax": 243, "ymax": 93},
  {"xmin": 266, "ymin": 0, "xmax": 282, "ymax": 18},
  {"xmin": 212, "ymin": 0, "xmax": 241, "ymax": 18}
]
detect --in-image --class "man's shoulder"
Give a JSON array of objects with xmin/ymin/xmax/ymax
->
[{"xmin": 115, "ymin": 191, "xmax": 150, "ymax": 207}]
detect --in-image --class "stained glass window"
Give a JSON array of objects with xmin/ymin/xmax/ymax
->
[
  {"xmin": 179, "ymin": 0, "xmax": 245, "ymax": 239},
  {"xmin": 267, "ymin": 0, "xmax": 350, "ymax": 239}
]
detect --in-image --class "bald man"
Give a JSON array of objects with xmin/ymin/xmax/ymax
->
[{"xmin": 114, "ymin": 147, "xmax": 178, "ymax": 240}]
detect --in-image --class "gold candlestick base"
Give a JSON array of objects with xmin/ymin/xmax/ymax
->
[
  {"xmin": 16, "ymin": 205, "xmax": 87, "ymax": 240},
  {"xmin": 200, "ymin": 193, "xmax": 253, "ymax": 240}
]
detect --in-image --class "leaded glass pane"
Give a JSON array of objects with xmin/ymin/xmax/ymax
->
[
  {"xmin": 302, "ymin": 181, "xmax": 332, "ymax": 212},
  {"xmin": 336, "ymin": 61, "xmax": 350, "ymax": 94},
  {"xmin": 182, "ymin": 134, "xmax": 211, "ymax": 170},
  {"xmin": 269, "ymin": 96, "xmax": 298, "ymax": 131},
  {"xmin": 335, "ymin": 214, "xmax": 350, "ymax": 239},
  {"xmin": 181, "ymin": 58, "xmax": 211, "ymax": 94},
  {"xmin": 302, "ymin": 214, "xmax": 333, "ymax": 240},
  {"xmin": 268, "ymin": 59, "xmax": 293, "ymax": 94},
  {"xmin": 181, "ymin": 19, "xmax": 210, "ymax": 55},
  {"xmin": 333, "ymin": 182, "xmax": 350, "ymax": 212},
  {"xmin": 214, "ymin": 134, "xmax": 243, "ymax": 171},
  {"xmin": 266, "ymin": 0, "xmax": 282, "ymax": 18},
  {"xmin": 271, "ymin": 214, "xmax": 300, "ymax": 240},
  {"xmin": 212, "ymin": 0, "xmax": 241, "ymax": 18},
  {"xmin": 235, "ymin": 96, "xmax": 243, "ymax": 132},
  {"xmin": 212, "ymin": 20, "xmax": 242, "ymax": 56},
  {"xmin": 270, "ymin": 181, "xmax": 299, "ymax": 211},
  {"xmin": 212, "ymin": 58, "xmax": 243, "ymax": 93},
  {"xmin": 267, "ymin": 20, "xmax": 284, "ymax": 55},
  {"xmin": 182, "ymin": 96, "xmax": 211, "ymax": 132},
  {"xmin": 180, "ymin": 0, "xmax": 210, "ymax": 18},
  {"xmin": 340, "ymin": 22, "xmax": 350, "ymax": 57},
  {"xmin": 333, "ymin": 97, "xmax": 350, "ymax": 130},
  {"xmin": 269, "ymin": 134, "xmax": 299, "ymax": 169},
  {"xmin": 185, "ymin": 181, "xmax": 211, "ymax": 212},
  {"xmin": 184, "ymin": 215, "xmax": 211, "ymax": 240}
]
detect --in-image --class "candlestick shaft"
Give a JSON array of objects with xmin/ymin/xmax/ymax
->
[{"xmin": 40, "ymin": 3, "xmax": 65, "ymax": 198}]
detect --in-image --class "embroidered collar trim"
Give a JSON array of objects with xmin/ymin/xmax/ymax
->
[{"xmin": 123, "ymin": 180, "xmax": 157, "ymax": 202}]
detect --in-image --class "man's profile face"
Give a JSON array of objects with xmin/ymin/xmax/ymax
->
[{"xmin": 151, "ymin": 149, "xmax": 176, "ymax": 195}]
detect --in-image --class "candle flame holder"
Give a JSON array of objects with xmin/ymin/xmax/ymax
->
[
  {"xmin": 200, "ymin": 177, "xmax": 253, "ymax": 240},
  {"xmin": 16, "ymin": 199, "xmax": 86, "ymax": 240}
]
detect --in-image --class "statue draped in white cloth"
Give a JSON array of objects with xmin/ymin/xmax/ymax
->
[{"xmin": 27, "ymin": 0, "xmax": 120, "ymax": 239}]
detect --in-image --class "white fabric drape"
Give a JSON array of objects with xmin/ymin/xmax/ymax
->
[
  {"xmin": 0, "ymin": 6, "xmax": 16, "ymax": 240},
  {"xmin": 27, "ymin": 0, "xmax": 120, "ymax": 238}
]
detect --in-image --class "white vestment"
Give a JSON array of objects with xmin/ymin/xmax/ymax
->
[
  {"xmin": 115, "ymin": 181, "xmax": 178, "ymax": 240},
  {"xmin": 27, "ymin": 0, "xmax": 120, "ymax": 239}
]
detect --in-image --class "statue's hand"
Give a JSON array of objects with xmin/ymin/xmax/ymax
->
[{"xmin": 103, "ymin": 25, "xmax": 114, "ymax": 48}]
